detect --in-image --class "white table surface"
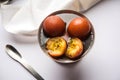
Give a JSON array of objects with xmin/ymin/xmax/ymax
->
[{"xmin": 0, "ymin": 0, "xmax": 120, "ymax": 80}]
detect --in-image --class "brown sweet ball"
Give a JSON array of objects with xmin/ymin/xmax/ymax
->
[
  {"xmin": 43, "ymin": 15, "xmax": 66, "ymax": 37},
  {"xmin": 67, "ymin": 17, "xmax": 91, "ymax": 39}
]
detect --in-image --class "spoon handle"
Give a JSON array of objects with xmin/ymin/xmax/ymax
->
[{"xmin": 19, "ymin": 59, "xmax": 44, "ymax": 80}]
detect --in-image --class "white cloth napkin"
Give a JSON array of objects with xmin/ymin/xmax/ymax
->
[{"xmin": 2, "ymin": 0, "xmax": 100, "ymax": 37}]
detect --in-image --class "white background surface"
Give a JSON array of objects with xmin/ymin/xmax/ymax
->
[{"xmin": 0, "ymin": 0, "xmax": 120, "ymax": 80}]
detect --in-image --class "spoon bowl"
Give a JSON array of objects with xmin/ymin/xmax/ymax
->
[{"xmin": 6, "ymin": 44, "xmax": 22, "ymax": 60}]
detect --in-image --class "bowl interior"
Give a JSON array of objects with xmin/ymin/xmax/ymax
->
[{"xmin": 38, "ymin": 10, "xmax": 95, "ymax": 63}]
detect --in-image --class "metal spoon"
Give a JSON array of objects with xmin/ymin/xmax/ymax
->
[{"xmin": 5, "ymin": 44, "xmax": 44, "ymax": 80}]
